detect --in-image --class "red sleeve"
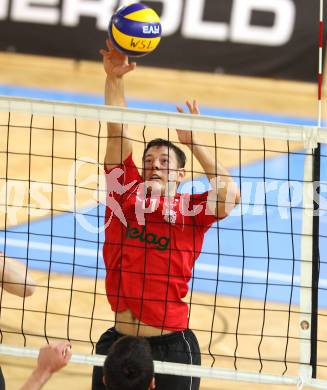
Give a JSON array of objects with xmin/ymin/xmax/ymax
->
[
  {"xmin": 190, "ymin": 192, "xmax": 219, "ymax": 233},
  {"xmin": 104, "ymin": 154, "xmax": 142, "ymax": 203}
]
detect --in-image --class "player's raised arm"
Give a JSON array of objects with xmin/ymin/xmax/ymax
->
[
  {"xmin": 0, "ymin": 252, "xmax": 35, "ymax": 297},
  {"xmin": 100, "ymin": 39, "xmax": 136, "ymax": 170},
  {"xmin": 176, "ymin": 100, "xmax": 241, "ymax": 219}
]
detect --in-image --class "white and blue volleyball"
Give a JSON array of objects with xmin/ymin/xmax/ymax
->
[{"xmin": 108, "ymin": 3, "xmax": 162, "ymax": 57}]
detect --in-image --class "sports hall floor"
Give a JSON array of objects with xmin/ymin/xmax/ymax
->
[{"xmin": 0, "ymin": 52, "xmax": 326, "ymax": 389}]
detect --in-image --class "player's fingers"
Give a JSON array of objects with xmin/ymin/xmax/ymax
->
[
  {"xmin": 124, "ymin": 63, "xmax": 136, "ymax": 74},
  {"xmin": 185, "ymin": 100, "xmax": 193, "ymax": 112},
  {"xmin": 107, "ymin": 39, "xmax": 114, "ymax": 50},
  {"xmin": 59, "ymin": 341, "xmax": 72, "ymax": 358},
  {"xmin": 193, "ymin": 100, "xmax": 200, "ymax": 114},
  {"xmin": 176, "ymin": 105, "xmax": 184, "ymax": 113},
  {"xmin": 63, "ymin": 346, "xmax": 72, "ymax": 359}
]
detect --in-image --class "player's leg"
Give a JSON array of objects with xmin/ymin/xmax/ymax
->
[
  {"xmin": 148, "ymin": 329, "xmax": 201, "ymax": 390},
  {"xmin": 92, "ymin": 328, "xmax": 122, "ymax": 390}
]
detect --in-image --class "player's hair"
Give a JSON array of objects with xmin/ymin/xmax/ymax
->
[
  {"xmin": 103, "ymin": 336, "xmax": 154, "ymax": 390},
  {"xmin": 143, "ymin": 138, "xmax": 186, "ymax": 168}
]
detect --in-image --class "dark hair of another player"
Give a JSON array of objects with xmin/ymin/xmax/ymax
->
[
  {"xmin": 103, "ymin": 336, "xmax": 154, "ymax": 390},
  {"xmin": 143, "ymin": 138, "xmax": 186, "ymax": 168}
]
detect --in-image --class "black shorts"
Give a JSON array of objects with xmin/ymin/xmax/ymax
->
[{"xmin": 92, "ymin": 327, "xmax": 201, "ymax": 390}]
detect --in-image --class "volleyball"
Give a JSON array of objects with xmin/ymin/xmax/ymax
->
[{"xmin": 108, "ymin": 3, "xmax": 162, "ymax": 57}]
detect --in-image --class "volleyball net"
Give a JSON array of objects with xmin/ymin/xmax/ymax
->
[{"xmin": 0, "ymin": 95, "xmax": 327, "ymax": 388}]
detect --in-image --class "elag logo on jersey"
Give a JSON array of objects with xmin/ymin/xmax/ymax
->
[{"xmin": 125, "ymin": 224, "xmax": 170, "ymax": 251}]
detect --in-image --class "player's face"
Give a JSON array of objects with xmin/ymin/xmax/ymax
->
[{"xmin": 143, "ymin": 146, "xmax": 185, "ymax": 195}]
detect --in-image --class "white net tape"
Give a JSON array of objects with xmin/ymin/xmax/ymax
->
[
  {"xmin": 0, "ymin": 95, "xmax": 324, "ymax": 147},
  {"xmin": 1, "ymin": 345, "xmax": 327, "ymax": 388}
]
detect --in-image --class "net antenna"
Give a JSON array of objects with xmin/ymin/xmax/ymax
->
[{"xmin": 318, "ymin": 0, "xmax": 324, "ymax": 128}]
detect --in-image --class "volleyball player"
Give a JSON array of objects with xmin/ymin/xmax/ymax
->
[
  {"xmin": 0, "ymin": 252, "xmax": 36, "ymax": 389},
  {"xmin": 93, "ymin": 40, "xmax": 241, "ymax": 390}
]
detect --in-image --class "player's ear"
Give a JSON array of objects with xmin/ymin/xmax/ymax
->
[{"xmin": 178, "ymin": 167, "xmax": 186, "ymax": 181}]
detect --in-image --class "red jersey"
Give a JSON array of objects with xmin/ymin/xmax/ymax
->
[{"xmin": 103, "ymin": 154, "xmax": 218, "ymax": 331}]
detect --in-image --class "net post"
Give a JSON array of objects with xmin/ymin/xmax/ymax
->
[
  {"xmin": 310, "ymin": 143, "xmax": 321, "ymax": 378},
  {"xmin": 299, "ymin": 150, "xmax": 315, "ymax": 382},
  {"xmin": 310, "ymin": 0, "xmax": 324, "ymax": 376}
]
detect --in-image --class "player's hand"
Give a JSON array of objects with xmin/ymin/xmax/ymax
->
[
  {"xmin": 36, "ymin": 341, "xmax": 72, "ymax": 375},
  {"xmin": 99, "ymin": 39, "xmax": 136, "ymax": 78},
  {"xmin": 176, "ymin": 100, "xmax": 200, "ymax": 146},
  {"xmin": 20, "ymin": 341, "xmax": 72, "ymax": 389}
]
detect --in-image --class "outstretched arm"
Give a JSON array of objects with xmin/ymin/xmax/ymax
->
[
  {"xmin": 100, "ymin": 39, "xmax": 136, "ymax": 170},
  {"xmin": 176, "ymin": 100, "xmax": 241, "ymax": 219},
  {"xmin": 0, "ymin": 252, "xmax": 35, "ymax": 297},
  {"xmin": 20, "ymin": 342, "xmax": 72, "ymax": 390}
]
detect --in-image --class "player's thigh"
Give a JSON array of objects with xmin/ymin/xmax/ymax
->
[{"xmin": 150, "ymin": 330, "xmax": 201, "ymax": 390}]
